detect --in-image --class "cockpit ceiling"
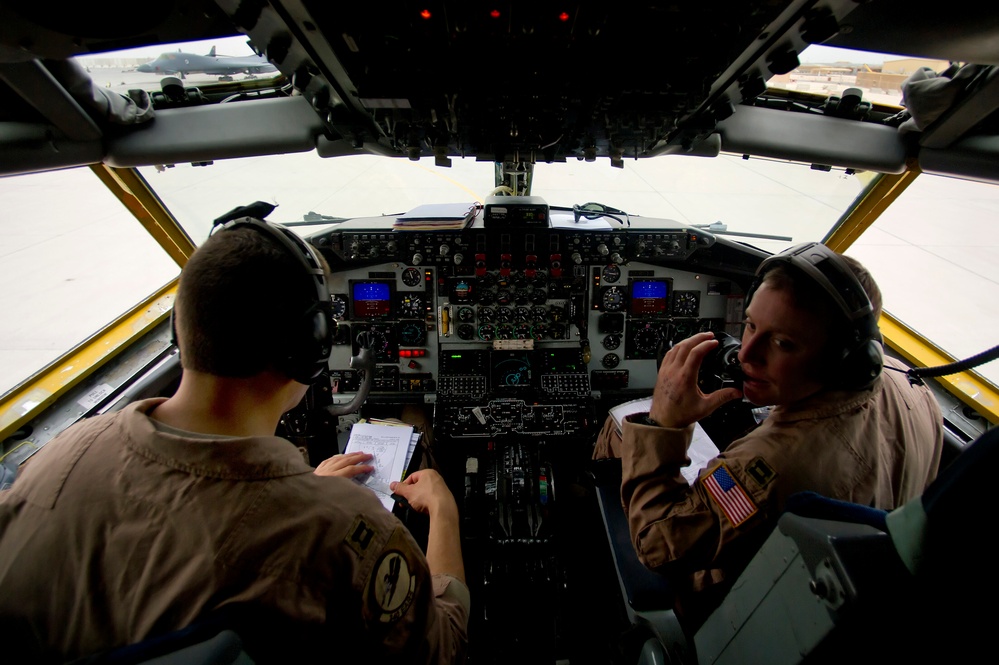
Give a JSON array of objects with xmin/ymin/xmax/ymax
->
[{"xmin": 1, "ymin": 1, "xmax": 998, "ymax": 171}]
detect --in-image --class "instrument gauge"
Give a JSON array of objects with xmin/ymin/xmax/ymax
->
[
  {"xmin": 496, "ymin": 307, "xmax": 514, "ymax": 323},
  {"xmin": 397, "ymin": 293, "xmax": 425, "ymax": 318},
  {"xmin": 457, "ymin": 306, "xmax": 475, "ymax": 322},
  {"xmin": 602, "ymin": 264, "xmax": 622, "ymax": 283},
  {"xmin": 401, "ymin": 267, "xmax": 422, "ymax": 287},
  {"xmin": 602, "ymin": 353, "xmax": 621, "ymax": 369},
  {"xmin": 496, "ymin": 290, "xmax": 513, "ymax": 306},
  {"xmin": 673, "ymin": 291, "xmax": 700, "ymax": 317},
  {"xmin": 330, "ymin": 294, "xmax": 348, "ymax": 319},
  {"xmin": 398, "ymin": 321, "xmax": 426, "ymax": 346},
  {"xmin": 514, "ymin": 307, "xmax": 531, "ymax": 323},
  {"xmin": 457, "ymin": 323, "xmax": 475, "ymax": 340},
  {"xmin": 477, "ymin": 289, "xmax": 495, "ymax": 306},
  {"xmin": 633, "ymin": 326, "xmax": 662, "ymax": 355},
  {"xmin": 530, "ymin": 323, "xmax": 548, "ymax": 340},
  {"xmin": 515, "ymin": 323, "xmax": 532, "ymax": 339},
  {"xmin": 531, "ymin": 288, "xmax": 548, "ymax": 305},
  {"xmin": 477, "ymin": 324, "xmax": 496, "ymax": 341},
  {"xmin": 532, "ymin": 306, "xmax": 549, "ymax": 322},
  {"xmin": 496, "ymin": 324, "xmax": 514, "ymax": 340},
  {"xmin": 603, "ymin": 334, "xmax": 621, "ymax": 350},
  {"xmin": 478, "ymin": 307, "xmax": 496, "ymax": 323},
  {"xmin": 601, "ymin": 286, "xmax": 625, "ymax": 312}
]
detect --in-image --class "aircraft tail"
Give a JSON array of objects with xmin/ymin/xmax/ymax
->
[{"xmin": 207, "ymin": 46, "xmax": 216, "ymax": 58}]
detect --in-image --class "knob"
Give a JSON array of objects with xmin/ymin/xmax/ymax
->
[
  {"xmin": 636, "ymin": 241, "xmax": 647, "ymax": 253},
  {"xmin": 671, "ymin": 240, "xmax": 681, "ymax": 251},
  {"xmin": 571, "ymin": 252, "xmax": 582, "ymax": 265},
  {"xmin": 412, "ymin": 253, "xmax": 424, "ymax": 265},
  {"xmin": 439, "ymin": 244, "xmax": 450, "ymax": 256},
  {"xmin": 386, "ymin": 241, "xmax": 398, "ymax": 252},
  {"xmin": 611, "ymin": 253, "xmax": 623, "ymax": 264},
  {"xmin": 597, "ymin": 243, "xmax": 609, "ymax": 256},
  {"xmin": 453, "ymin": 253, "xmax": 464, "ymax": 265}
]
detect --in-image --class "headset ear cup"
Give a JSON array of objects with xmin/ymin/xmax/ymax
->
[{"xmin": 840, "ymin": 339, "xmax": 884, "ymax": 390}]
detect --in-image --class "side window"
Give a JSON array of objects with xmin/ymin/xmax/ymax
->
[
  {"xmin": 0, "ymin": 168, "xmax": 180, "ymax": 396},
  {"xmin": 847, "ymin": 173, "xmax": 999, "ymax": 388}
]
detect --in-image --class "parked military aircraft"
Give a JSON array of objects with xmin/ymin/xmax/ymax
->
[{"xmin": 136, "ymin": 45, "xmax": 276, "ymax": 80}]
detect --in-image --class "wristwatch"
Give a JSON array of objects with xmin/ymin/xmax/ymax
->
[{"xmin": 627, "ymin": 412, "xmax": 660, "ymax": 427}]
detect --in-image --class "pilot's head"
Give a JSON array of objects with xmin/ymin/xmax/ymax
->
[
  {"xmin": 173, "ymin": 222, "xmax": 332, "ymax": 388},
  {"xmin": 737, "ymin": 247, "xmax": 882, "ymax": 406}
]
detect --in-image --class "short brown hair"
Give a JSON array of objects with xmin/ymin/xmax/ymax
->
[{"xmin": 175, "ymin": 226, "xmax": 322, "ymax": 377}]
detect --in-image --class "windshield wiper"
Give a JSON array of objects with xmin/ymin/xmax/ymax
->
[{"xmin": 694, "ymin": 221, "xmax": 791, "ymax": 242}]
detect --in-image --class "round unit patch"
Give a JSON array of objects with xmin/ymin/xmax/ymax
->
[{"xmin": 370, "ymin": 550, "xmax": 416, "ymax": 623}]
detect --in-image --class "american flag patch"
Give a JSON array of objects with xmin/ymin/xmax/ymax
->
[{"xmin": 703, "ymin": 463, "xmax": 757, "ymax": 527}]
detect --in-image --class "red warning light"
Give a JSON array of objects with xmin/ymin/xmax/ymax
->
[
  {"xmin": 558, "ymin": 11, "xmax": 570, "ymax": 22},
  {"xmin": 489, "ymin": 9, "xmax": 501, "ymax": 19},
  {"xmin": 420, "ymin": 9, "xmax": 432, "ymax": 19}
]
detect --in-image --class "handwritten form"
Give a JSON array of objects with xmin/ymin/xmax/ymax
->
[{"xmin": 344, "ymin": 422, "xmax": 416, "ymax": 510}]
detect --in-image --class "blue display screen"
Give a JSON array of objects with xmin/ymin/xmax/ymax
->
[
  {"xmin": 353, "ymin": 281, "xmax": 391, "ymax": 317},
  {"xmin": 630, "ymin": 280, "xmax": 668, "ymax": 315}
]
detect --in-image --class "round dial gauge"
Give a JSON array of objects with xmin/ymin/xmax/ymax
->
[
  {"xmin": 397, "ymin": 293, "xmax": 425, "ymax": 318},
  {"xmin": 457, "ymin": 323, "xmax": 475, "ymax": 340},
  {"xmin": 398, "ymin": 322, "xmax": 426, "ymax": 346},
  {"xmin": 478, "ymin": 307, "xmax": 496, "ymax": 323},
  {"xmin": 477, "ymin": 289, "xmax": 495, "ymax": 306},
  {"xmin": 514, "ymin": 307, "xmax": 531, "ymax": 323},
  {"xmin": 603, "ymin": 334, "xmax": 621, "ymax": 350},
  {"xmin": 633, "ymin": 326, "xmax": 662, "ymax": 355},
  {"xmin": 496, "ymin": 290, "xmax": 513, "ymax": 306},
  {"xmin": 602, "ymin": 353, "xmax": 621, "ymax": 368},
  {"xmin": 330, "ymin": 294, "xmax": 347, "ymax": 319},
  {"xmin": 515, "ymin": 324, "xmax": 532, "ymax": 339},
  {"xmin": 530, "ymin": 323, "xmax": 548, "ymax": 340},
  {"xmin": 496, "ymin": 307, "xmax": 514, "ymax": 323},
  {"xmin": 457, "ymin": 306, "xmax": 475, "ymax": 322},
  {"xmin": 673, "ymin": 291, "xmax": 699, "ymax": 317},
  {"xmin": 495, "ymin": 324, "xmax": 514, "ymax": 340},
  {"xmin": 602, "ymin": 264, "xmax": 621, "ymax": 283},
  {"xmin": 531, "ymin": 289, "xmax": 548, "ymax": 305},
  {"xmin": 601, "ymin": 287, "xmax": 625, "ymax": 312},
  {"xmin": 401, "ymin": 267, "xmax": 422, "ymax": 287},
  {"xmin": 477, "ymin": 324, "xmax": 496, "ymax": 341},
  {"xmin": 549, "ymin": 323, "xmax": 567, "ymax": 340},
  {"xmin": 532, "ymin": 306, "xmax": 549, "ymax": 322}
]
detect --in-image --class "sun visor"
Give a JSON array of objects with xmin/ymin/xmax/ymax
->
[{"xmin": 717, "ymin": 105, "xmax": 908, "ymax": 173}]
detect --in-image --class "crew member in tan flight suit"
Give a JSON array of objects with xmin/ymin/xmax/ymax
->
[
  {"xmin": 0, "ymin": 218, "xmax": 468, "ymax": 663},
  {"xmin": 595, "ymin": 242, "xmax": 943, "ymax": 630}
]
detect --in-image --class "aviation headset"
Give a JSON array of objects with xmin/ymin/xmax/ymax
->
[
  {"xmin": 745, "ymin": 242, "xmax": 884, "ymax": 390},
  {"xmin": 171, "ymin": 217, "xmax": 334, "ymax": 385}
]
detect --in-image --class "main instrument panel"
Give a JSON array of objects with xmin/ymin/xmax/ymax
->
[{"xmin": 309, "ymin": 206, "xmax": 757, "ymax": 442}]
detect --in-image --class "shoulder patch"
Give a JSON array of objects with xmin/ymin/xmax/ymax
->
[
  {"xmin": 704, "ymin": 463, "xmax": 758, "ymax": 528},
  {"xmin": 368, "ymin": 550, "xmax": 417, "ymax": 624},
  {"xmin": 745, "ymin": 457, "xmax": 777, "ymax": 489},
  {"xmin": 344, "ymin": 516, "xmax": 378, "ymax": 559}
]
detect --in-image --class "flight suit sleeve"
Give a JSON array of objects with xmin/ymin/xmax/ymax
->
[
  {"xmin": 358, "ymin": 524, "xmax": 469, "ymax": 664},
  {"xmin": 620, "ymin": 416, "xmax": 776, "ymax": 579}
]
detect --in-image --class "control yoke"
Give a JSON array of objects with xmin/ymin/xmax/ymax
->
[{"xmin": 325, "ymin": 331, "xmax": 376, "ymax": 416}]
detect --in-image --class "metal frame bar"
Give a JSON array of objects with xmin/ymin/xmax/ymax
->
[
  {"xmin": 89, "ymin": 164, "xmax": 197, "ymax": 267},
  {"xmin": 0, "ymin": 283, "xmax": 177, "ymax": 442},
  {"xmin": 825, "ymin": 168, "xmax": 999, "ymax": 425},
  {"xmin": 1, "ymin": 166, "xmax": 195, "ymax": 442}
]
